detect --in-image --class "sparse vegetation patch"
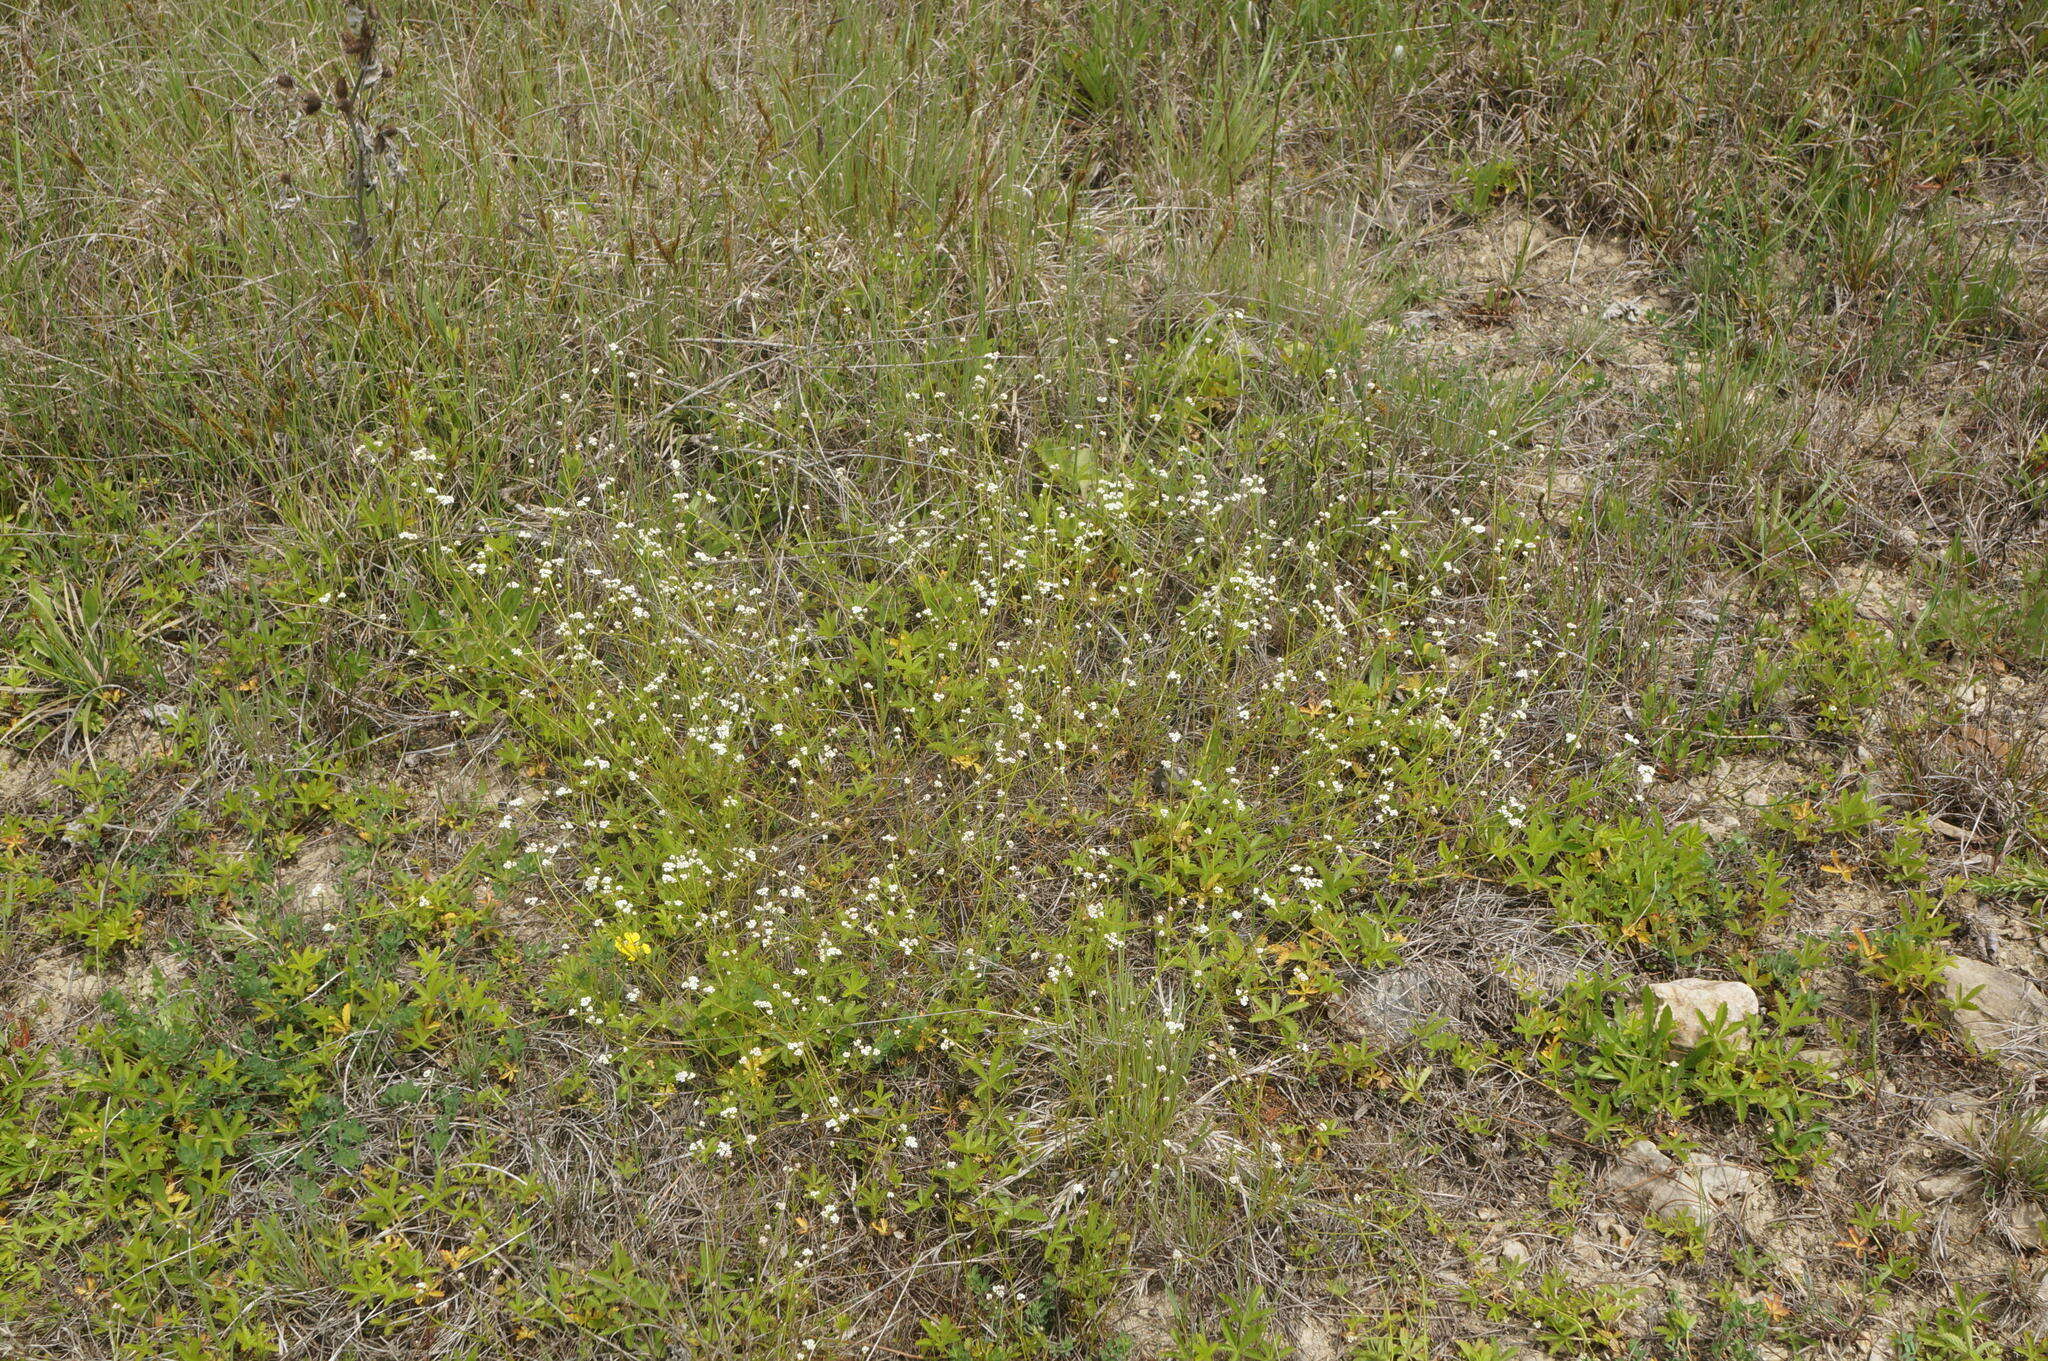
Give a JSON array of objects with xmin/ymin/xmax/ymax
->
[{"xmin": 4, "ymin": 0, "xmax": 2048, "ymax": 1356}]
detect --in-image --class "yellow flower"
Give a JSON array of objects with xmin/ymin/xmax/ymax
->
[{"xmin": 615, "ymin": 931, "xmax": 652, "ymax": 962}]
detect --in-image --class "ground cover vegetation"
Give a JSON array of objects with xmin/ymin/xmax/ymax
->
[{"xmin": 5, "ymin": 0, "xmax": 2048, "ymax": 1355}]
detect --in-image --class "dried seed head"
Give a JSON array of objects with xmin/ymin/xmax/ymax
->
[
  {"xmin": 333, "ymin": 73, "xmax": 350, "ymax": 102},
  {"xmin": 301, "ymin": 92, "xmax": 324, "ymax": 114},
  {"xmin": 341, "ymin": 4, "xmax": 376, "ymax": 59},
  {"xmin": 276, "ymin": 72, "xmax": 296, "ymax": 90}
]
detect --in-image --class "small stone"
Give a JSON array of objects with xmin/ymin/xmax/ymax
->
[
  {"xmin": 1568, "ymin": 1230, "xmax": 1610, "ymax": 1268},
  {"xmin": 1914, "ymin": 1171, "xmax": 1976, "ymax": 1203},
  {"xmin": 1926, "ymin": 816, "xmax": 1983, "ymax": 844},
  {"xmin": 1676, "ymin": 1161, "xmax": 1763, "ymax": 1220},
  {"xmin": 1882, "ymin": 524, "xmax": 1924, "ymax": 557},
  {"xmin": 1940, "ymin": 956, "xmax": 2048, "ymax": 1057},
  {"xmin": 1921, "ymin": 1105, "xmax": 1985, "ymax": 1144},
  {"xmin": 1600, "ymin": 298, "xmax": 1654, "ymax": 323},
  {"xmin": 1497, "ymin": 1237, "xmax": 1533, "ymax": 1267},
  {"xmin": 1609, "ymin": 1139, "xmax": 1675, "ymax": 1180},
  {"xmin": 2002, "ymin": 1201, "xmax": 2048, "ymax": 1251},
  {"xmin": 1603, "ymin": 1140, "xmax": 1765, "ymax": 1230},
  {"xmin": 1951, "ymin": 725, "xmax": 2012, "ymax": 761},
  {"xmin": 1648, "ymin": 979, "xmax": 1759, "ymax": 1048}
]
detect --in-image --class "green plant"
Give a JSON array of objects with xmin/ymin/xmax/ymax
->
[
  {"xmin": 1966, "ymin": 1106, "xmax": 2048, "ymax": 1201},
  {"xmin": 8, "ymin": 580, "xmax": 163, "ymax": 737},
  {"xmin": 1473, "ymin": 1267, "xmax": 1637, "ymax": 1356},
  {"xmin": 1789, "ymin": 595, "xmax": 1908, "ymax": 736},
  {"xmin": 1168, "ymin": 1288, "xmax": 1285, "ymax": 1361},
  {"xmin": 1494, "ymin": 810, "xmax": 1755, "ymax": 960},
  {"xmin": 1516, "ymin": 974, "xmax": 1832, "ymax": 1170},
  {"xmin": 1893, "ymin": 1290, "xmax": 2006, "ymax": 1361},
  {"xmin": 1853, "ymin": 894, "xmax": 1956, "ymax": 1032},
  {"xmin": 1646, "ymin": 1207, "xmax": 1709, "ymax": 1264}
]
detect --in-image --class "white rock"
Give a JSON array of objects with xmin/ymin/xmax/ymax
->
[
  {"xmin": 2002, "ymin": 1201, "xmax": 2048, "ymax": 1251},
  {"xmin": 1603, "ymin": 1140, "xmax": 1766, "ymax": 1230},
  {"xmin": 1920, "ymin": 1105, "xmax": 1985, "ymax": 1143},
  {"xmin": 1568, "ymin": 1229, "xmax": 1612, "ymax": 1268},
  {"xmin": 1913, "ymin": 1171, "xmax": 1976, "ymax": 1203},
  {"xmin": 1882, "ymin": 524, "xmax": 1924, "ymax": 557},
  {"xmin": 1939, "ymin": 956, "xmax": 2048, "ymax": 1057},
  {"xmin": 1648, "ymin": 979, "xmax": 1760, "ymax": 1048}
]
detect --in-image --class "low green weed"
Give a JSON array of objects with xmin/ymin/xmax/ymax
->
[{"xmin": 1516, "ymin": 974, "xmax": 1832, "ymax": 1171}]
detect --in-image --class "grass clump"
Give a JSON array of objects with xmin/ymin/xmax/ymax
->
[{"xmin": 1968, "ymin": 1106, "xmax": 2048, "ymax": 1201}]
